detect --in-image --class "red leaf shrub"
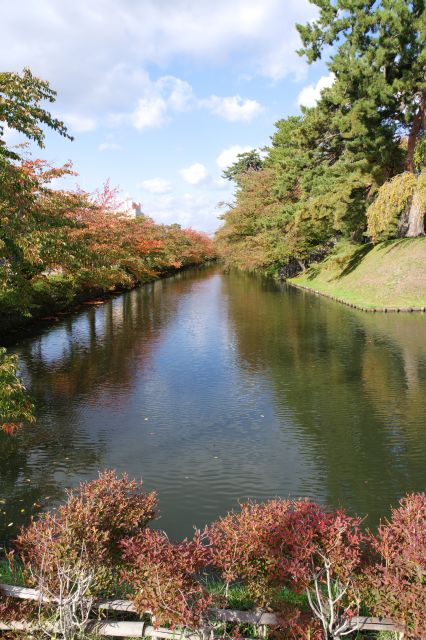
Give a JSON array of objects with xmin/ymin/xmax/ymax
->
[
  {"xmin": 15, "ymin": 471, "xmax": 157, "ymax": 594},
  {"xmin": 207, "ymin": 500, "xmax": 292, "ymax": 604},
  {"xmin": 266, "ymin": 500, "xmax": 364, "ymax": 591},
  {"xmin": 207, "ymin": 500, "xmax": 363, "ymax": 600},
  {"xmin": 273, "ymin": 604, "xmax": 322, "ymax": 640},
  {"xmin": 120, "ymin": 529, "xmax": 211, "ymax": 628},
  {"xmin": 367, "ymin": 493, "xmax": 426, "ymax": 637},
  {"xmin": 0, "ymin": 596, "xmax": 37, "ymax": 625},
  {"xmin": 207, "ymin": 499, "xmax": 364, "ymax": 637}
]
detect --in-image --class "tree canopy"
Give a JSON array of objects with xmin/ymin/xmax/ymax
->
[
  {"xmin": 0, "ymin": 68, "xmax": 72, "ymax": 160},
  {"xmin": 217, "ymin": 0, "xmax": 426, "ymax": 273}
]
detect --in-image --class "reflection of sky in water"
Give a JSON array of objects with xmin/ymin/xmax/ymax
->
[{"xmin": 1, "ymin": 268, "xmax": 426, "ymax": 542}]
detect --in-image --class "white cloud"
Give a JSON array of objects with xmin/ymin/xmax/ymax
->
[
  {"xmin": 216, "ymin": 145, "xmax": 254, "ymax": 170},
  {"xmin": 140, "ymin": 191, "xmax": 224, "ymax": 233},
  {"xmin": 98, "ymin": 142, "xmax": 121, "ymax": 152},
  {"xmin": 180, "ymin": 163, "xmax": 209, "ymax": 185},
  {"xmin": 104, "ymin": 74, "xmax": 196, "ymax": 131},
  {"xmin": 108, "ymin": 79, "xmax": 262, "ymax": 131},
  {"xmin": 297, "ymin": 73, "xmax": 335, "ymax": 108},
  {"xmin": 63, "ymin": 113, "xmax": 97, "ymax": 133},
  {"xmin": 139, "ymin": 178, "xmax": 172, "ymax": 194},
  {"xmin": 204, "ymin": 95, "xmax": 263, "ymax": 122},
  {"xmin": 131, "ymin": 96, "xmax": 167, "ymax": 130},
  {"xmin": 159, "ymin": 77, "xmax": 194, "ymax": 111},
  {"xmin": 0, "ymin": 1, "xmax": 316, "ymax": 126}
]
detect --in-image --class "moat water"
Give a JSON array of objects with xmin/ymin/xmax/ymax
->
[{"xmin": 1, "ymin": 267, "xmax": 426, "ymax": 543}]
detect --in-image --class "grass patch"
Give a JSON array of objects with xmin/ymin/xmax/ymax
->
[
  {"xmin": 290, "ymin": 238, "xmax": 426, "ymax": 310},
  {"xmin": 202, "ymin": 577, "xmax": 308, "ymax": 611},
  {"xmin": 0, "ymin": 558, "xmax": 25, "ymax": 586}
]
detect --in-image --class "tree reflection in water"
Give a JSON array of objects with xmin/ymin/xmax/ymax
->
[
  {"xmin": 1, "ymin": 268, "xmax": 426, "ymax": 544},
  {"xmin": 222, "ymin": 272, "xmax": 426, "ymax": 526}
]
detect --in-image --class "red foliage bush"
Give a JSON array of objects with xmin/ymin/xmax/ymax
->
[
  {"xmin": 266, "ymin": 500, "xmax": 364, "ymax": 591},
  {"xmin": 15, "ymin": 471, "xmax": 157, "ymax": 594},
  {"xmin": 5, "ymin": 476, "xmax": 426, "ymax": 637},
  {"xmin": 367, "ymin": 493, "xmax": 426, "ymax": 637},
  {"xmin": 207, "ymin": 500, "xmax": 292, "ymax": 604},
  {"xmin": 120, "ymin": 529, "xmax": 211, "ymax": 628},
  {"xmin": 207, "ymin": 499, "xmax": 364, "ymax": 637},
  {"xmin": 273, "ymin": 604, "xmax": 322, "ymax": 640},
  {"xmin": 207, "ymin": 500, "xmax": 363, "ymax": 600}
]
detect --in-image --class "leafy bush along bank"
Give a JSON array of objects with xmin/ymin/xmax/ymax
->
[{"xmin": 1, "ymin": 472, "xmax": 425, "ymax": 639}]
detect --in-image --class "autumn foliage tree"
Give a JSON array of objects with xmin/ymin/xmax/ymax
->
[
  {"xmin": 0, "ymin": 68, "xmax": 71, "ymax": 160},
  {"xmin": 0, "ymin": 68, "xmax": 215, "ymax": 439},
  {"xmin": 0, "ymin": 67, "xmax": 215, "ymax": 322}
]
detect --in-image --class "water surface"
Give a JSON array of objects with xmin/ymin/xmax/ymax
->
[{"xmin": 1, "ymin": 267, "xmax": 426, "ymax": 543}]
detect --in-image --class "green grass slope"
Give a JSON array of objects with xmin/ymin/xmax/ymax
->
[{"xmin": 290, "ymin": 238, "xmax": 426, "ymax": 310}]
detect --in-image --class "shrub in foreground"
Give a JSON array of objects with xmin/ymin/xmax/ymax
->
[
  {"xmin": 366, "ymin": 493, "xmax": 426, "ymax": 638},
  {"xmin": 120, "ymin": 529, "xmax": 211, "ymax": 628},
  {"xmin": 15, "ymin": 471, "xmax": 157, "ymax": 595},
  {"xmin": 2, "ymin": 475, "xmax": 426, "ymax": 639},
  {"xmin": 207, "ymin": 500, "xmax": 292, "ymax": 604},
  {"xmin": 208, "ymin": 499, "xmax": 365, "ymax": 638}
]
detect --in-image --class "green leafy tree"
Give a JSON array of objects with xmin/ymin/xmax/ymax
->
[
  {"xmin": 0, "ymin": 347, "xmax": 35, "ymax": 434},
  {"xmin": 297, "ymin": 0, "xmax": 426, "ymax": 236},
  {"xmin": 0, "ymin": 68, "xmax": 71, "ymax": 160},
  {"xmin": 222, "ymin": 150, "xmax": 264, "ymax": 184}
]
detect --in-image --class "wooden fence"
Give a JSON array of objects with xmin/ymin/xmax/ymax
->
[{"xmin": 0, "ymin": 582, "xmax": 405, "ymax": 638}]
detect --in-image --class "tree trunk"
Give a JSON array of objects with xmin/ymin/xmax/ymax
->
[
  {"xmin": 406, "ymin": 98, "xmax": 425, "ymax": 173},
  {"xmin": 405, "ymin": 188, "xmax": 425, "ymax": 237}
]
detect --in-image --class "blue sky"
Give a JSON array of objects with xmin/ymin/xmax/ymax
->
[{"xmin": 2, "ymin": 0, "xmax": 333, "ymax": 233}]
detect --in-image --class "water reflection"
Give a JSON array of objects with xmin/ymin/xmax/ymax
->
[
  {"xmin": 1, "ymin": 268, "xmax": 426, "ymax": 543},
  {"xmin": 0, "ymin": 276, "xmax": 186, "ymax": 543},
  {"xmin": 223, "ymin": 274, "xmax": 426, "ymax": 524}
]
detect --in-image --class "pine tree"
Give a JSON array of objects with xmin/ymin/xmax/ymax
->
[{"xmin": 297, "ymin": 0, "xmax": 426, "ymax": 236}]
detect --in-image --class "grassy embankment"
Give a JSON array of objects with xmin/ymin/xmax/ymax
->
[{"xmin": 289, "ymin": 238, "xmax": 426, "ymax": 311}]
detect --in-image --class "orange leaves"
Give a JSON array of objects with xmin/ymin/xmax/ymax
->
[
  {"xmin": 1, "ymin": 422, "xmax": 22, "ymax": 435},
  {"xmin": 1, "ymin": 152, "xmax": 215, "ymax": 326}
]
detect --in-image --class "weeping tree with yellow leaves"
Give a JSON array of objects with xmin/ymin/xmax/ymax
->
[{"xmin": 367, "ymin": 172, "xmax": 426, "ymax": 242}]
